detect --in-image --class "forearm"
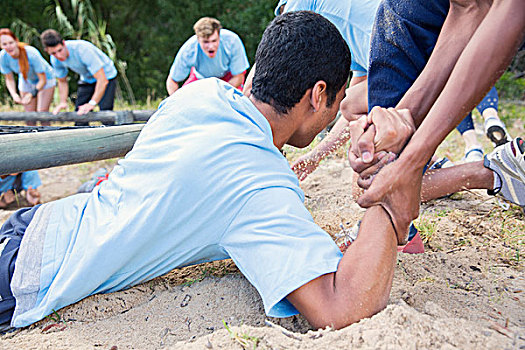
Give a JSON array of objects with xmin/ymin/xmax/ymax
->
[
  {"xmin": 35, "ymin": 73, "xmax": 46, "ymax": 92},
  {"xmin": 397, "ymin": 0, "xmax": 491, "ymax": 126},
  {"xmin": 310, "ymin": 118, "xmax": 351, "ymax": 162},
  {"xmin": 288, "ymin": 205, "xmax": 397, "ymax": 329},
  {"xmin": 228, "ymin": 72, "xmax": 246, "ymax": 88},
  {"xmin": 401, "ymin": 0, "xmax": 525, "ymax": 168},
  {"xmin": 90, "ymin": 79, "xmax": 109, "ymax": 104},
  {"xmin": 166, "ymin": 78, "xmax": 179, "ymax": 96},
  {"xmin": 4, "ymin": 74, "xmax": 20, "ymax": 99},
  {"xmin": 57, "ymin": 79, "xmax": 69, "ymax": 104}
]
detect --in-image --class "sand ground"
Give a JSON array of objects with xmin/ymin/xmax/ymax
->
[{"xmin": 0, "ymin": 130, "xmax": 524, "ymax": 349}]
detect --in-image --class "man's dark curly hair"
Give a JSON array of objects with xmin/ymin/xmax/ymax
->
[{"xmin": 251, "ymin": 11, "xmax": 351, "ymax": 114}]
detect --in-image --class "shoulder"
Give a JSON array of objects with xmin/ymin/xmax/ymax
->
[
  {"xmin": 220, "ymin": 29, "xmax": 242, "ymax": 42},
  {"xmin": 24, "ymin": 45, "xmax": 43, "ymax": 58},
  {"xmin": 177, "ymin": 36, "xmax": 199, "ymax": 58},
  {"xmin": 220, "ymin": 29, "xmax": 244, "ymax": 49},
  {"xmin": 70, "ymin": 40, "xmax": 97, "ymax": 52}
]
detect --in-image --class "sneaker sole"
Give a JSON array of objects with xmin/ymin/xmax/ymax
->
[{"xmin": 486, "ymin": 125, "xmax": 510, "ymax": 147}]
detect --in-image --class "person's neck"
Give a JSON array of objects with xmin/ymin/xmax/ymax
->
[
  {"xmin": 248, "ymin": 95, "xmax": 296, "ymax": 149},
  {"xmin": 11, "ymin": 46, "xmax": 20, "ymax": 59}
]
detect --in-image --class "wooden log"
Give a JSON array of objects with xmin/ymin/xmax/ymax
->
[
  {"xmin": 0, "ymin": 124, "xmax": 144, "ymax": 175},
  {"xmin": 0, "ymin": 110, "xmax": 156, "ymax": 125}
]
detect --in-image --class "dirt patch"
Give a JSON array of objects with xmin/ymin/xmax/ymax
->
[{"xmin": 0, "ymin": 153, "xmax": 523, "ymax": 349}]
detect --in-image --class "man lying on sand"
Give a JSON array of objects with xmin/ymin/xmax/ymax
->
[{"xmin": 0, "ymin": 11, "xmax": 524, "ymax": 334}]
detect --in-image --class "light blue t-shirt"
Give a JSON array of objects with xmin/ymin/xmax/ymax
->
[
  {"xmin": 278, "ymin": 0, "xmax": 381, "ymax": 77},
  {"xmin": 169, "ymin": 29, "xmax": 250, "ymax": 82},
  {"xmin": 11, "ymin": 78, "xmax": 342, "ymax": 327},
  {"xmin": 0, "ymin": 46, "xmax": 54, "ymax": 85},
  {"xmin": 50, "ymin": 40, "xmax": 117, "ymax": 83}
]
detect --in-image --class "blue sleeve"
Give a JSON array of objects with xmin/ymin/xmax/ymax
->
[
  {"xmin": 282, "ymin": 0, "xmax": 312, "ymax": 12},
  {"xmin": 26, "ymin": 47, "xmax": 46, "ymax": 74},
  {"xmin": 226, "ymin": 35, "xmax": 250, "ymax": 76},
  {"xmin": 51, "ymin": 56, "xmax": 68, "ymax": 79},
  {"xmin": 80, "ymin": 44, "xmax": 105, "ymax": 76},
  {"xmin": 0, "ymin": 53, "xmax": 12, "ymax": 75},
  {"xmin": 169, "ymin": 41, "xmax": 194, "ymax": 82},
  {"xmin": 221, "ymin": 187, "xmax": 342, "ymax": 318}
]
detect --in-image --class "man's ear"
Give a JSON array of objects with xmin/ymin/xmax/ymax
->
[{"xmin": 309, "ymin": 81, "xmax": 327, "ymax": 112}]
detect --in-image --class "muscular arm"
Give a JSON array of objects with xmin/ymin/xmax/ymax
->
[
  {"xmin": 397, "ymin": 0, "xmax": 493, "ymax": 127},
  {"xmin": 77, "ymin": 68, "xmax": 108, "ymax": 115},
  {"xmin": 401, "ymin": 0, "xmax": 525, "ymax": 169},
  {"xmin": 287, "ymin": 205, "xmax": 397, "ymax": 329},
  {"xmin": 166, "ymin": 77, "xmax": 179, "ymax": 96},
  {"xmin": 227, "ymin": 72, "xmax": 246, "ymax": 89}
]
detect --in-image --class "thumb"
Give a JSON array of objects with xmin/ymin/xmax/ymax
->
[
  {"xmin": 358, "ymin": 124, "xmax": 376, "ymax": 163},
  {"xmin": 356, "ymin": 184, "xmax": 382, "ymax": 208}
]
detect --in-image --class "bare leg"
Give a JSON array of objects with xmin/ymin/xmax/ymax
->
[
  {"xmin": 287, "ymin": 205, "xmax": 397, "ymax": 329},
  {"xmin": 462, "ymin": 129, "xmax": 482, "ymax": 153},
  {"xmin": 37, "ymin": 86, "xmax": 55, "ymax": 126},
  {"xmin": 23, "ymin": 93, "xmax": 37, "ymax": 126},
  {"xmin": 421, "ymin": 161, "xmax": 494, "ymax": 202}
]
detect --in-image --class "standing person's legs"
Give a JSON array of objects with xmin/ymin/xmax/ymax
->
[
  {"xmin": 478, "ymin": 86, "xmax": 510, "ymax": 146},
  {"xmin": 456, "ymin": 113, "xmax": 483, "ymax": 162},
  {"xmin": 75, "ymin": 82, "xmax": 95, "ymax": 126},
  {"xmin": 0, "ymin": 205, "xmax": 41, "ymax": 331},
  {"xmin": 22, "ymin": 96, "xmax": 37, "ymax": 127},
  {"xmin": 36, "ymin": 80, "xmax": 56, "ymax": 127}
]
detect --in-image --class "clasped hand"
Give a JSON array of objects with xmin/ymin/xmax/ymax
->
[{"xmin": 346, "ymin": 107, "xmax": 420, "ymax": 244}]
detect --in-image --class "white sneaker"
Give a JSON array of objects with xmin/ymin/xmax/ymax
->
[{"xmin": 484, "ymin": 137, "xmax": 525, "ymax": 206}]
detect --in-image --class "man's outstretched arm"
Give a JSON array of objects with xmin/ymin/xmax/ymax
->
[{"xmin": 287, "ymin": 205, "xmax": 397, "ymax": 329}]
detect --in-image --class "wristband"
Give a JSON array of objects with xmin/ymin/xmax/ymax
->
[{"xmin": 88, "ymin": 99, "xmax": 98, "ymax": 106}]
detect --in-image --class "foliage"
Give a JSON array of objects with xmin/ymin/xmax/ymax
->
[
  {"xmin": 495, "ymin": 72, "xmax": 525, "ymax": 101},
  {"xmin": 45, "ymin": 0, "xmax": 135, "ymax": 103},
  {"xmin": 1, "ymin": 0, "xmax": 276, "ymax": 103}
]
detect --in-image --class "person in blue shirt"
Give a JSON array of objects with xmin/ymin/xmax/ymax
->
[
  {"xmin": 0, "ymin": 28, "xmax": 55, "ymax": 126},
  {"xmin": 0, "ymin": 11, "xmax": 398, "ymax": 332},
  {"xmin": 166, "ymin": 17, "xmax": 250, "ymax": 95},
  {"xmin": 0, "ymin": 28, "xmax": 51, "ymax": 207},
  {"xmin": 269, "ymin": 0, "xmax": 381, "ymax": 179},
  {"xmin": 40, "ymin": 29, "xmax": 118, "ymax": 125}
]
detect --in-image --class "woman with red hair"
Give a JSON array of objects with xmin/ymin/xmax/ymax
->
[
  {"xmin": 0, "ymin": 28, "xmax": 55, "ymax": 125},
  {"xmin": 0, "ymin": 29, "xmax": 51, "ymax": 208}
]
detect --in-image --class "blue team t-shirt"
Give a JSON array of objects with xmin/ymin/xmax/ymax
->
[
  {"xmin": 11, "ymin": 78, "xmax": 342, "ymax": 327},
  {"xmin": 278, "ymin": 0, "xmax": 381, "ymax": 77},
  {"xmin": 169, "ymin": 29, "xmax": 250, "ymax": 82},
  {"xmin": 0, "ymin": 46, "xmax": 54, "ymax": 85},
  {"xmin": 50, "ymin": 40, "xmax": 117, "ymax": 83}
]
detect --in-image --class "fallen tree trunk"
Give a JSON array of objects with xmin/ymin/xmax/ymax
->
[
  {"xmin": 0, "ymin": 124, "xmax": 144, "ymax": 175},
  {"xmin": 0, "ymin": 110, "xmax": 155, "ymax": 125}
]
